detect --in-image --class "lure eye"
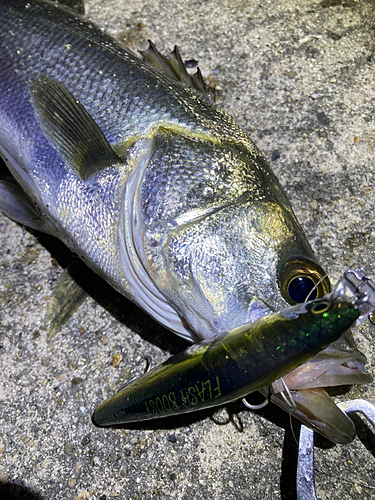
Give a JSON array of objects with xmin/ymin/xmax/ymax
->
[
  {"xmin": 280, "ymin": 258, "xmax": 331, "ymax": 305},
  {"xmin": 310, "ymin": 300, "xmax": 331, "ymax": 314}
]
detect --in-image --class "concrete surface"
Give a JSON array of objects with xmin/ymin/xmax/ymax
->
[{"xmin": 0, "ymin": 0, "xmax": 375, "ymax": 499}]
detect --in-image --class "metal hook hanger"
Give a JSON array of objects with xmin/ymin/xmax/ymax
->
[{"xmin": 296, "ymin": 399, "xmax": 375, "ymax": 500}]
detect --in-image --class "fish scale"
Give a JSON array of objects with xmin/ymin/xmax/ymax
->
[
  {"xmin": 140, "ymin": 133, "xmax": 261, "ymax": 225},
  {"xmin": 3, "ymin": 0, "xmax": 249, "ymax": 145}
]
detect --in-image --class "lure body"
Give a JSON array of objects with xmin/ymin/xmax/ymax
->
[{"xmin": 93, "ymin": 297, "xmax": 360, "ymax": 426}]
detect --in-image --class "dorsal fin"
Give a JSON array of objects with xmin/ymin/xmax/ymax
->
[
  {"xmin": 53, "ymin": 0, "xmax": 85, "ymax": 15},
  {"xmin": 140, "ymin": 40, "xmax": 212, "ymax": 98},
  {"xmin": 30, "ymin": 75, "xmax": 121, "ymax": 181},
  {"xmin": 190, "ymin": 67, "xmax": 207, "ymax": 95}
]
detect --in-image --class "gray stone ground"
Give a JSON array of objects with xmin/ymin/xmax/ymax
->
[{"xmin": 0, "ymin": 0, "xmax": 375, "ymax": 499}]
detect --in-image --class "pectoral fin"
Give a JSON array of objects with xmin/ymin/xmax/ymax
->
[
  {"xmin": 0, "ymin": 177, "xmax": 56, "ymax": 235},
  {"xmin": 30, "ymin": 75, "xmax": 120, "ymax": 181},
  {"xmin": 46, "ymin": 259, "xmax": 89, "ymax": 341}
]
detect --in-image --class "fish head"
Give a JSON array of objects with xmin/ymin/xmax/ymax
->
[
  {"xmin": 147, "ymin": 201, "xmax": 331, "ymax": 339},
  {"xmin": 126, "ymin": 128, "xmax": 371, "ymax": 443},
  {"xmin": 134, "ymin": 128, "xmax": 330, "ymax": 340}
]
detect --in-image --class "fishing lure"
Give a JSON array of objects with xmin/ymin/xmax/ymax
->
[
  {"xmin": 93, "ymin": 294, "xmax": 360, "ymax": 426},
  {"xmin": 94, "ymin": 270, "xmax": 375, "ymax": 428}
]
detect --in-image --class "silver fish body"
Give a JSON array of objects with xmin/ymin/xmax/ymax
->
[
  {"xmin": 0, "ymin": 0, "xmax": 328, "ymax": 340},
  {"xmin": 0, "ymin": 0, "xmax": 371, "ymax": 441}
]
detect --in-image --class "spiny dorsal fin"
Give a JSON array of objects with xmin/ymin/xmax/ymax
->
[
  {"xmin": 169, "ymin": 45, "xmax": 197, "ymax": 88},
  {"xmin": 140, "ymin": 40, "xmax": 178, "ymax": 80},
  {"xmin": 30, "ymin": 75, "xmax": 121, "ymax": 181},
  {"xmin": 140, "ymin": 40, "xmax": 211, "ymax": 97},
  {"xmin": 191, "ymin": 67, "xmax": 207, "ymax": 95},
  {"xmin": 53, "ymin": 0, "xmax": 85, "ymax": 15}
]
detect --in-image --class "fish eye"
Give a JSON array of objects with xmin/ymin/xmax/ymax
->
[
  {"xmin": 310, "ymin": 300, "xmax": 331, "ymax": 314},
  {"xmin": 280, "ymin": 258, "xmax": 331, "ymax": 305},
  {"xmin": 288, "ymin": 275, "xmax": 317, "ymax": 302}
]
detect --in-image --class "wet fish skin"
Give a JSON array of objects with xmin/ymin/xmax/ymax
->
[{"xmin": 0, "ymin": 0, "xmax": 324, "ymax": 341}]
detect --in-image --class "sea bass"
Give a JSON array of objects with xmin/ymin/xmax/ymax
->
[
  {"xmin": 0, "ymin": 0, "xmax": 330, "ymax": 338},
  {"xmin": 0, "ymin": 0, "xmax": 371, "ymax": 441}
]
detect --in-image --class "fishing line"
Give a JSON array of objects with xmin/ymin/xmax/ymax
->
[
  {"xmin": 279, "ymin": 378, "xmax": 296, "ymax": 412},
  {"xmin": 279, "ymin": 378, "xmax": 299, "ymax": 447},
  {"xmin": 305, "ymin": 274, "xmax": 329, "ymax": 303}
]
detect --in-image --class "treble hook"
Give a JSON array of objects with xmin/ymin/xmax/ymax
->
[{"xmin": 116, "ymin": 355, "xmax": 152, "ymax": 392}]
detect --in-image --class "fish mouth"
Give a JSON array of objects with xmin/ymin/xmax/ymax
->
[
  {"xmin": 272, "ymin": 346, "xmax": 372, "ymax": 393},
  {"xmin": 265, "ymin": 331, "xmax": 373, "ymax": 444},
  {"xmin": 261, "ymin": 386, "xmax": 358, "ymax": 444}
]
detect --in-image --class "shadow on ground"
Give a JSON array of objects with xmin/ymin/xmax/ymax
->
[{"xmin": 0, "ymin": 483, "xmax": 44, "ymax": 500}]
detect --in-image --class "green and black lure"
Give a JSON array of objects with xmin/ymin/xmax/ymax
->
[{"xmin": 93, "ymin": 296, "xmax": 360, "ymax": 426}]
